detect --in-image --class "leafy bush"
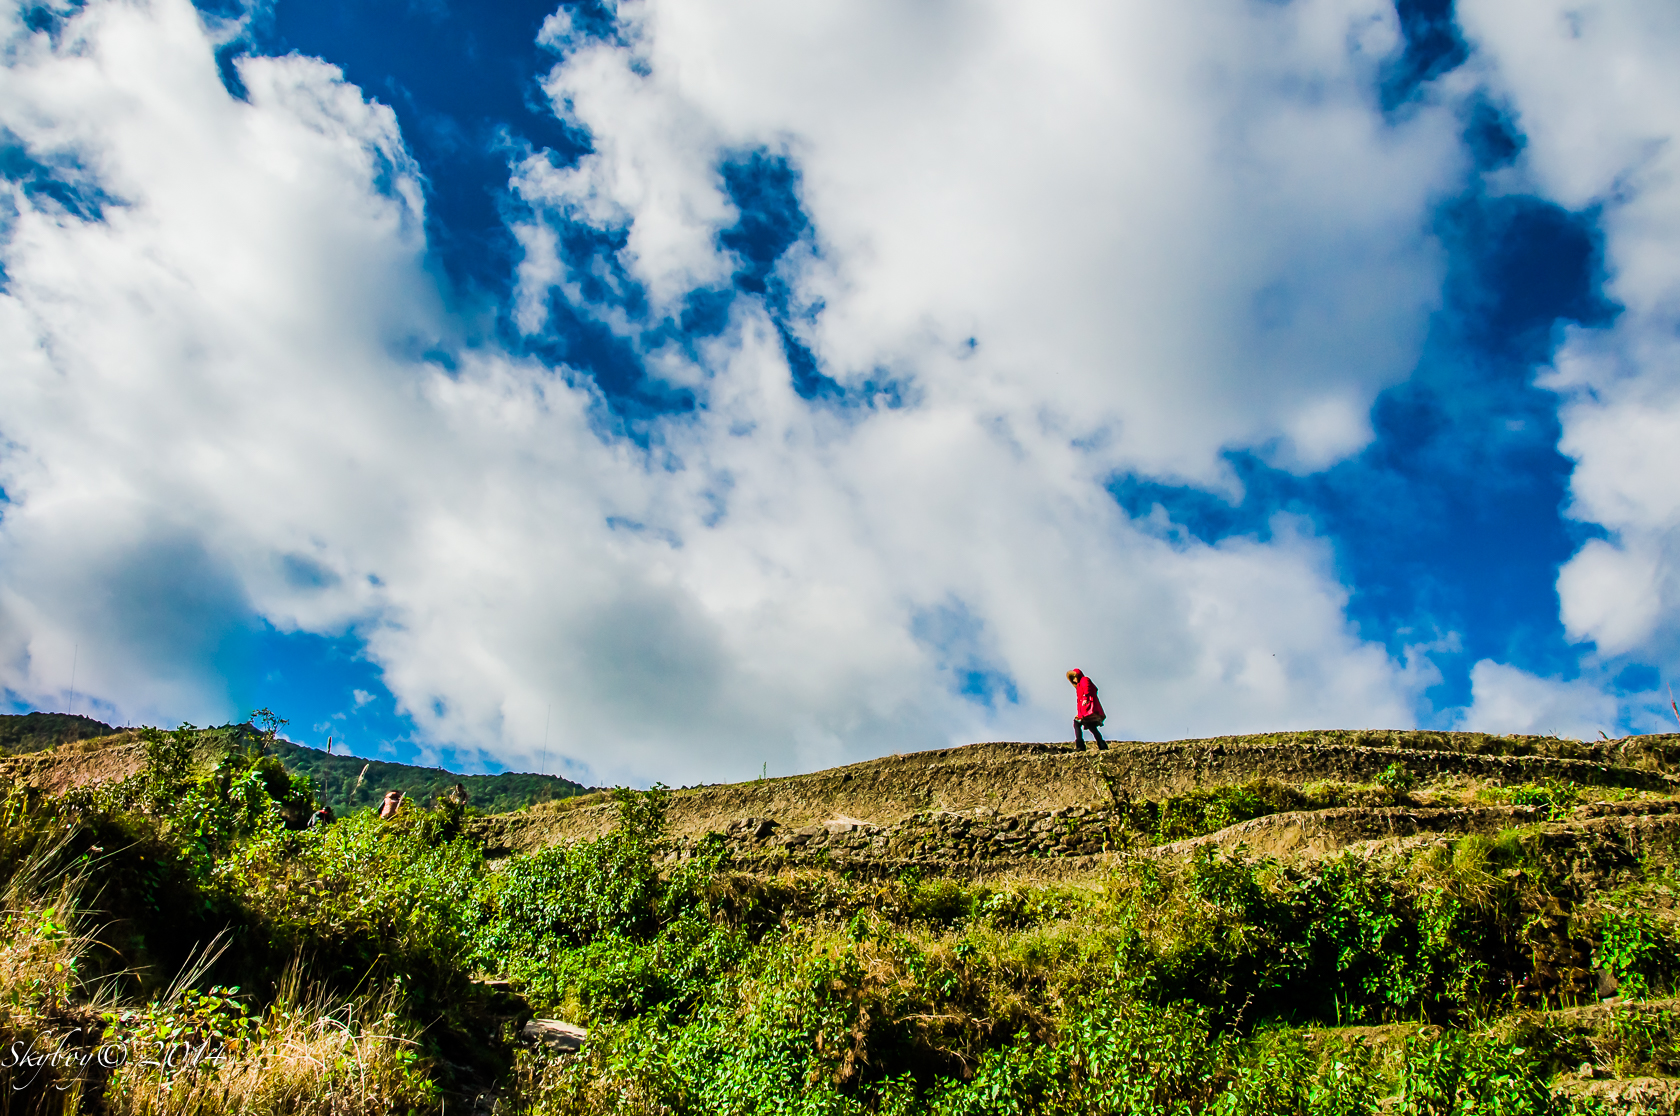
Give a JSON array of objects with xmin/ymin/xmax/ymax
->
[
  {"xmin": 470, "ymin": 785, "xmax": 747, "ymax": 1018},
  {"xmin": 212, "ymin": 809, "xmax": 482, "ymax": 1015},
  {"xmin": 1108, "ymin": 843, "xmax": 1520, "ymax": 1026},
  {"xmin": 1396, "ymin": 1032, "xmax": 1569, "ymax": 1116},
  {"xmin": 1500, "ymin": 781, "xmax": 1579, "ymax": 821},
  {"xmin": 1374, "ymin": 763, "xmax": 1417, "ymax": 794},
  {"xmin": 1596, "ymin": 908, "xmax": 1672, "ymax": 1000}
]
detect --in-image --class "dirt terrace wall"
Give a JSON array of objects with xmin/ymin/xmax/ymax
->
[
  {"xmin": 473, "ymin": 731, "xmax": 1680, "ymax": 857},
  {"xmin": 709, "ymin": 800, "xmax": 1680, "ymax": 869},
  {"xmin": 715, "ymin": 804, "xmax": 1117, "ymax": 863}
]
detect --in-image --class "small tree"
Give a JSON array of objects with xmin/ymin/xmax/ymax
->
[
  {"xmin": 138, "ymin": 724, "xmax": 197, "ymax": 812},
  {"xmin": 248, "ymin": 707, "xmax": 289, "ymax": 755}
]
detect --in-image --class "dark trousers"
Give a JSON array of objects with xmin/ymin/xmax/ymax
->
[{"xmin": 1075, "ymin": 716, "xmax": 1106, "ymax": 749}]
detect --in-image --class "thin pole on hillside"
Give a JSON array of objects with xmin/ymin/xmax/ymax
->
[
  {"xmin": 540, "ymin": 704, "xmax": 551, "ymax": 777},
  {"xmin": 67, "ymin": 644, "xmax": 78, "ymax": 717}
]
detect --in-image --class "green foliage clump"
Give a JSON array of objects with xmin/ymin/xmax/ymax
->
[
  {"xmin": 1497, "ymin": 781, "xmax": 1580, "ymax": 820},
  {"xmin": 102, "ymin": 983, "xmax": 259, "ymax": 1058},
  {"xmin": 1153, "ymin": 780, "xmax": 1306, "ymax": 842},
  {"xmin": 1107, "ymin": 779, "xmax": 1304, "ymax": 844},
  {"xmin": 471, "ymin": 785, "xmax": 747, "ymax": 1019},
  {"xmin": 213, "ymin": 808, "xmax": 483, "ymax": 1010},
  {"xmin": 1596, "ymin": 908, "xmax": 1673, "ymax": 1000},
  {"xmin": 1374, "ymin": 762, "xmax": 1417, "ymax": 794},
  {"xmin": 535, "ymin": 982, "xmax": 1597, "ymax": 1116},
  {"xmin": 137, "ymin": 725, "xmax": 194, "ymax": 809},
  {"xmin": 1395, "ymin": 1031, "xmax": 1570, "ymax": 1116},
  {"xmin": 1110, "ymin": 843, "xmax": 1509, "ymax": 1025},
  {"xmin": 1111, "ymin": 777, "xmax": 1410, "ymax": 846}
]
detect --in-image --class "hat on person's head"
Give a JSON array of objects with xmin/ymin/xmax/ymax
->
[{"xmin": 1066, "ymin": 669, "xmax": 1083, "ymax": 682}]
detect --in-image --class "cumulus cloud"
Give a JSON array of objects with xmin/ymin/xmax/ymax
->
[
  {"xmin": 1459, "ymin": 1, "xmax": 1680, "ymax": 683},
  {"xmin": 1455, "ymin": 659, "xmax": 1620, "ymax": 739},
  {"xmin": 525, "ymin": 0, "xmax": 1461, "ymax": 481},
  {"xmin": 0, "ymin": 0, "xmax": 436, "ymax": 722},
  {"xmin": 0, "ymin": 0, "xmax": 1505, "ymax": 783}
]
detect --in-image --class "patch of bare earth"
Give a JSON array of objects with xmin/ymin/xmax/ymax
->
[{"xmin": 0, "ymin": 732, "xmax": 144, "ymax": 795}]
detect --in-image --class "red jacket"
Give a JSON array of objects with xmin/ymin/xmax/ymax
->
[{"xmin": 1075, "ymin": 676, "xmax": 1105, "ymax": 723}]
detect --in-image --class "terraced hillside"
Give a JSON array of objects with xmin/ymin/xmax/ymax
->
[
  {"xmin": 11, "ymin": 721, "xmax": 1680, "ymax": 1113},
  {"xmin": 473, "ymin": 729, "xmax": 1680, "ymax": 865},
  {"xmin": 459, "ymin": 729, "xmax": 1680, "ymax": 1112}
]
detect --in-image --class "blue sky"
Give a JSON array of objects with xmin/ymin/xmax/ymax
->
[{"xmin": 1, "ymin": 0, "xmax": 1676, "ymax": 784}]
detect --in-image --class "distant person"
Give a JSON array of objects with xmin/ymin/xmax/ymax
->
[
  {"xmin": 447, "ymin": 782, "xmax": 468, "ymax": 807},
  {"xmin": 1067, "ymin": 668, "xmax": 1107, "ymax": 751},
  {"xmin": 378, "ymin": 790, "xmax": 405, "ymax": 819},
  {"xmin": 307, "ymin": 805, "xmax": 334, "ymax": 828}
]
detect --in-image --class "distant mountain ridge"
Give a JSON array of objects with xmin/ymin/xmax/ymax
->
[
  {"xmin": 0, "ymin": 712, "xmax": 117, "ymax": 754},
  {"xmin": 0, "ymin": 713, "xmax": 593, "ymax": 815},
  {"xmin": 268, "ymin": 737, "xmax": 593, "ymax": 816}
]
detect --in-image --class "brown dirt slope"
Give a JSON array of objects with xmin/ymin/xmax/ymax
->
[
  {"xmin": 471, "ymin": 729, "xmax": 1680, "ymax": 856},
  {"xmin": 0, "ymin": 731, "xmax": 145, "ymax": 795}
]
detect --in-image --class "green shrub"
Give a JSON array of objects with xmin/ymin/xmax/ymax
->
[
  {"xmin": 1374, "ymin": 762, "xmax": 1417, "ymax": 794},
  {"xmin": 1132, "ymin": 779, "xmax": 1307, "ymax": 843},
  {"xmin": 1596, "ymin": 909, "xmax": 1672, "ymax": 999},
  {"xmin": 1605, "ymin": 1006, "xmax": 1680, "ymax": 1075},
  {"xmin": 1397, "ymin": 1031, "xmax": 1575, "ymax": 1115},
  {"xmin": 1501, "ymin": 781, "xmax": 1579, "ymax": 821}
]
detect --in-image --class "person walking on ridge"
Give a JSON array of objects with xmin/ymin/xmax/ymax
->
[{"xmin": 1067, "ymin": 668, "xmax": 1107, "ymax": 751}]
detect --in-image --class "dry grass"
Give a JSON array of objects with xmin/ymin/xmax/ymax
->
[
  {"xmin": 0, "ymin": 830, "xmax": 438, "ymax": 1116},
  {"xmin": 0, "ymin": 840, "xmax": 126, "ymax": 1113},
  {"xmin": 100, "ymin": 971, "xmax": 438, "ymax": 1116}
]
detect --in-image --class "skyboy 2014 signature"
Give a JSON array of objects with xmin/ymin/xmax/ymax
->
[{"xmin": 2, "ymin": 1029, "xmax": 228, "ymax": 1090}]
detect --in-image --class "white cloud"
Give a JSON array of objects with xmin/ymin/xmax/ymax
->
[
  {"xmin": 1557, "ymin": 536, "xmax": 1663, "ymax": 658},
  {"xmin": 526, "ymin": 0, "xmax": 1461, "ymax": 483},
  {"xmin": 0, "ymin": 0, "xmax": 1481, "ymax": 784},
  {"xmin": 1459, "ymin": 0, "xmax": 1680, "ymax": 680},
  {"xmin": 1544, "ymin": 327, "xmax": 1680, "ymax": 665},
  {"xmin": 1455, "ymin": 660, "xmax": 1620, "ymax": 739},
  {"xmin": 0, "ymin": 0, "xmax": 437, "ymax": 724}
]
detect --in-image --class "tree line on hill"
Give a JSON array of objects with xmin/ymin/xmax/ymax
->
[
  {"xmin": 0, "ymin": 711, "xmax": 116, "ymax": 753},
  {"xmin": 268, "ymin": 737, "xmax": 592, "ymax": 816}
]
